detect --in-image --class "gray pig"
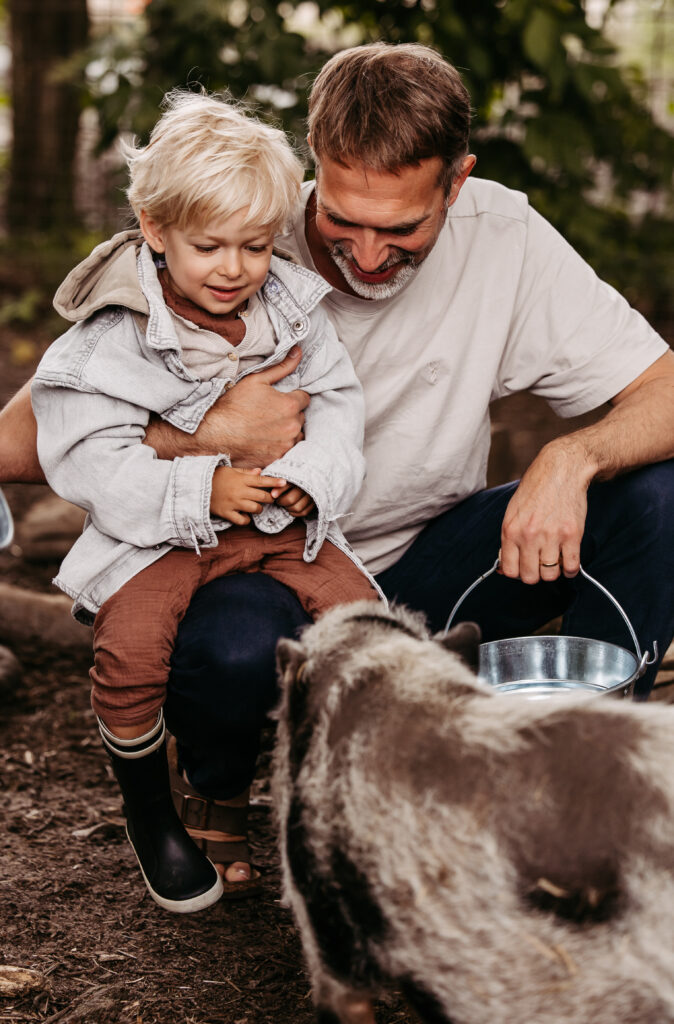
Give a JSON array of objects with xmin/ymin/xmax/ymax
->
[{"xmin": 272, "ymin": 599, "xmax": 674, "ymax": 1024}]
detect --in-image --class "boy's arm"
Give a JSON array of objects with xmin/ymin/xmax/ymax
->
[
  {"xmin": 30, "ymin": 377, "xmax": 227, "ymax": 551},
  {"xmin": 0, "ymin": 348, "xmax": 308, "ymax": 485}
]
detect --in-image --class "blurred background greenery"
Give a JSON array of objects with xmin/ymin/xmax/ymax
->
[{"xmin": 0, "ymin": 0, "xmax": 672, "ymax": 342}]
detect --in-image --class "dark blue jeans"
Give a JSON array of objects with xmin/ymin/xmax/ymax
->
[{"xmin": 164, "ymin": 461, "xmax": 674, "ymax": 798}]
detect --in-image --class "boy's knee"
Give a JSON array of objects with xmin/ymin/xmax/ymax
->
[{"xmin": 90, "ymin": 686, "xmax": 164, "ymax": 730}]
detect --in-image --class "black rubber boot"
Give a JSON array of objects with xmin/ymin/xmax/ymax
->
[{"xmin": 99, "ymin": 713, "xmax": 223, "ymax": 913}]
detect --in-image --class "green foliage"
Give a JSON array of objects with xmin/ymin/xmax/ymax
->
[
  {"xmin": 73, "ymin": 0, "xmax": 674, "ymax": 324},
  {"xmin": 71, "ymin": 0, "xmax": 318, "ymax": 148},
  {"xmin": 0, "ymin": 288, "xmax": 42, "ymax": 326},
  {"xmin": 0, "ymin": 232, "xmax": 106, "ymax": 332}
]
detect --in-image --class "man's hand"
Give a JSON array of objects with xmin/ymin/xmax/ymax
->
[
  {"xmin": 275, "ymin": 484, "xmax": 316, "ymax": 518},
  {"xmin": 145, "ymin": 346, "xmax": 310, "ymax": 467},
  {"xmin": 210, "ymin": 467, "xmax": 287, "ymax": 525},
  {"xmin": 499, "ymin": 436, "xmax": 593, "ymax": 584},
  {"xmin": 499, "ymin": 350, "xmax": 674, "ymax": 585}
]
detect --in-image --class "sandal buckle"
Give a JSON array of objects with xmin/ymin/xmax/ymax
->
[{"xmin": 179, "ymin": 793, "xmax": 210, "ymax": 830}]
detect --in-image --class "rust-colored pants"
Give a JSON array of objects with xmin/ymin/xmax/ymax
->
[{"xmin": 91, "ymin": 522, "xmax": 377, "ymax": 728}]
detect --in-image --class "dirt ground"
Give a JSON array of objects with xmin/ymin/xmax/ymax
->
[{"xmin": 0, "ymin": 286, "xmax": 671, "ymax": 1024}]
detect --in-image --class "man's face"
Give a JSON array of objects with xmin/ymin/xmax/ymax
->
[{"xmin": 313, "ymin": 156, "xmax": 468, "ymax": 299}]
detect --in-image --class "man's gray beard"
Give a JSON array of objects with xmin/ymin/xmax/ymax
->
[{"xmin": 328, "ymin": 246, "xmax": 422, "ymax": 300}]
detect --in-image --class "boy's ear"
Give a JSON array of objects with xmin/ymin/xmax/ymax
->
[{"xmin": 139, "ymin": 210, "xmax": 165, "ymax": 253}]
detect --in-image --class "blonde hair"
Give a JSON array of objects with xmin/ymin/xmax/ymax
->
[
  {"xmin": 124, "ymin": 90, "xmax": 304, "ymax": 233},
  {"xmin": 308, "ymin": 43, "xmax": 471, "ymax": 194}
]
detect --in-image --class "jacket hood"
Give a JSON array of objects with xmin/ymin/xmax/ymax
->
[{"xmin": 53, "ymin": 229, "xmax": 147, "ymax": 323}]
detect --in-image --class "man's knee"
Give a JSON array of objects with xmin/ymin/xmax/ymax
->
[
  {"xmin": 624, "ymin": 460, "xmax": 674, "ymax": 523},
  {"xmin": 168, "ymin": 573, "xmax": 311, "ymax": 726},
  {"xmin": 589, "ymin": 459, "xmax": 674, "ymax": 539}
]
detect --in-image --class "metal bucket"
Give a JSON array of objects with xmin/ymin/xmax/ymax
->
[
  {"xmin": 444, "ymin": 559, "xmax": 656, "ymax": 700},
  {"xmin": 0, "ymin": 487, "xmax": 13, "ymax": 550}
]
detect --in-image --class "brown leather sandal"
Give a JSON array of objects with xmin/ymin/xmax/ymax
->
[{"xmin": 167, "ymin": 739, "xmax": 262, "ymax": 899}]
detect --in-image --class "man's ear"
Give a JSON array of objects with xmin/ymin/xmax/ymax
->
[
  {"xmin": 434, "ymin": 621, "xmax": 481, "ymax": 673},
  {"xmin": 139, "ymin": 210, "xmax": 166, "ymax": 253},
  {"xmin": 446, "ymin": 154, "xmax": 477, "ymax": 208}
]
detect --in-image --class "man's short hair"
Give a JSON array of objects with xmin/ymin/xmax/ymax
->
[
  {"xmin": 124, "ymin": 90, "xmax": 304, "ymax": 233},
  {"xmin": 308, "ymin": 43, "xmax": 472, "ymax": 193}
]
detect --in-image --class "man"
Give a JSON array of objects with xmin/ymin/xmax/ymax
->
[{"xmin": 2, "ymin": 44, "xmax": 673, "ymax": 895}]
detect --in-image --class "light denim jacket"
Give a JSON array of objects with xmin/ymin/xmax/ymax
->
[{"xmin": 32, "ymin": 232, "xmax": 380, "ymax": 623}]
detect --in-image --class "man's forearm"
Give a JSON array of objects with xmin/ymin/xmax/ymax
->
[
  {"xmin": 144, "ymin": 409, "xmax": 247, "ymax": 461},
  {"xmin": 548, "ymin": 353, "xmax": 674, "ymax": 483},
  {"xmin": 145, "ymin": 355, "xmax": 310, "ymax": 467},
  {"xmin": 145, "ymin": 400, "xmax": 299, "ymax": 467},
  {"xmin": 0, "ymin": 380, "xmax": 46, "ymax": 484},
  {"xmin": 2, "ymin": 346, "xmax": 310, "ymax": 483}
]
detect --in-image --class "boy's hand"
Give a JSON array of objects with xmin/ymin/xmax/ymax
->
[
  {"xmin": 275, "ymin": 484, "xmax": 315, "ymax": 518},
  {"xmin": 210, "ymin": 467, "xmax": 287, "ymax": 525}
]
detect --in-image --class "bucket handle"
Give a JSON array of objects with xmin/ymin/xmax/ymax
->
[{"xmin": 443, "ymin": 557, "xmax": 657, "ymax": 675}]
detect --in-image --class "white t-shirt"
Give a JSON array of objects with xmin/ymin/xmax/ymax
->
[{"xmin": 276, "ymin": 178, "xmax": 667, "ymax": 574}]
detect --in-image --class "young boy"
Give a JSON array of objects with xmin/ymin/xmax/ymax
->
[{"xmin": 31, "ymin": 91, "xmax": 378, "ymax": 914}]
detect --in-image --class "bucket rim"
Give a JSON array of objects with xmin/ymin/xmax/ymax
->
[
  {"xmin": 478, "ymin": 633, "xmax": 641, "ymax": 695},
  {"xmin": 479, "ymin": 633, "xmax": 640, "ymax": 666}
]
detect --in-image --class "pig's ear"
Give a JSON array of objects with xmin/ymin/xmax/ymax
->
[
  {"xmin": 434, "ymin": 621, "xmax": 481, "ymax": 673},
  {"xmin": 276, "ymin": 637, "xmax": 306, "ymax": 683}
]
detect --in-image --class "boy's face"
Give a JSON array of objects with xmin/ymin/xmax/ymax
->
[{"xmin": 140, "ymin": 208, "xmax": 274, "ymax": 315}]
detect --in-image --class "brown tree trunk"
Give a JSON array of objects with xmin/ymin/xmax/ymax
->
[{"xmin": 7, "ymin": 0, "xmax": 89, "ymax": 233}]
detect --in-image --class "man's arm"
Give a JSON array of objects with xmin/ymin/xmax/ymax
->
[
  {"xmin": 254, "ymin": 301, "xmax": 367, "ymax": 536},
  {"xmin": 144, "ymin": 346, "xmax": 310, "ymax": 467},
  {"xmin": 0, "ymin": 380, "xmax": 45, "ymax": 483},
  {"xmin": 500, "ymin": 349, "xmax": 674, "ymax": 584},
  {"xmin": 0, "ymin": 347, "xmax": 309, "ymax": 485}
]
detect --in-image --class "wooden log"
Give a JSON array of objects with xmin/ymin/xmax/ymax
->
[
  {"xmin": 18, "ymin": 492, "xmax": 85, "ymax": 562},
  {"xmin": 0, "ymin": 964, "xmax": 48, "ymax": 999},
  {"xmin": 0, "ymin": 582, "xmax": 90, "ymax": 649},
  {"xmin": 0, "ymin": 643, "xmax": 22, "ymax": 694}
]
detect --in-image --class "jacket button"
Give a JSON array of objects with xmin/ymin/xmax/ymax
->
[
  {"xmin": 227, "ymin": 352, "xmax": 238, "ymax": 361},
  {"xmin": 292, "ymin": 321, "xmax": 303, "ymax": 332}
]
